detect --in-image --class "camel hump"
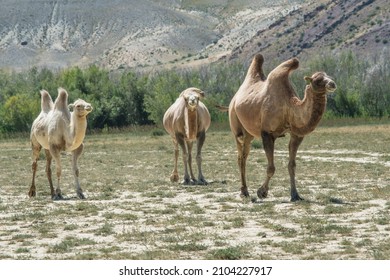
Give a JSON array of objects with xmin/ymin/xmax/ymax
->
[
  {"xmin": 246, "ymin": 53, "xmax": 266, "ymax": 82},
  {"xmin": 40, "ymin": 90, "xmax": 54, "ymax": 113},
  {"xmin": 269, "ymin": 57, "xmax": 299, "ymax": 80},
  {"xmin": 54, "ymin": 87, "xmax": 69, "ymax": 111}
]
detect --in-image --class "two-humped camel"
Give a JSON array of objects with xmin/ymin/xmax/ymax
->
[
  {"xmin": 29, "ymin": 88, "xmax": 93, "ymax": 200},
  {"xmin": 229, "ymin": 54, "xmax": 336, "ymax": 201},
  {"xmin": 163, "ymin": 88, "xmax": 211, "ymax": 185}
]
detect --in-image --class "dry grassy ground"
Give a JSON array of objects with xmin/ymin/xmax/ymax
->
[{"xmin": 0, "ymin": 124, "xmax": 389, "ymax": 260}]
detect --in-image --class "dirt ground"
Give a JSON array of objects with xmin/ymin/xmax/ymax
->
[{"xmin": 0, "ymin": 125, "xmax": 389, "ymax": 260}]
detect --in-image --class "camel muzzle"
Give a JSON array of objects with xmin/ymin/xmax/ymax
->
[
  {"xmin": 326, "ymin": 81, "xmax": 337, "ymax": 92},
  {"xmin": 85, "ymin": 105, "xmax": 93, "ymax": 112}
]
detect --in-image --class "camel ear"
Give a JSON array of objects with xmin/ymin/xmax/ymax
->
[
  {"xmin": 68, "ymin": 103, "xmax": 74, "ymax": 111},
  {"xmin": 304, "ymin": 76, "xmax": 312, "ymax": 84},
  {"xmin": 194, "ymin": 89, "xmax": 205, "ymax": 99}
]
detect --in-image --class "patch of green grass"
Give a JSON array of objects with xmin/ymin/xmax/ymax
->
[
  {"xmin": 12, "ymin": 234, "xmax": 35, "ymax": 241},
  {"xmin": 227, "ymin": 216, "xmax": 245, "ymax": 228},
  {"xmin": 95, "ymin": 222, "xmax": 115, "ymax": 236},
  {"xmin": 278, "ymin": 241, "xmax": 305, "ymax": 254},
  {"xmin": 48, "ymin": 236, "xmax": 97, "ymax": 253},
  {"xmin": 15, "ymin": 247, "xmax": 30, "ymax": 254},
  {"xmin": 371, "ymin": 238, "xmax": 390, "ymax": 259},
  {"xmin": 209, "ymin": 246, "xmax": 248, "ymax": 260},
  {"xmin": 168, "ymin": 243, "xmax": 207, "ymax": 252},
  {"xmin": 64, "ymin": 224, "xmax": 78, "ymax": 231}
]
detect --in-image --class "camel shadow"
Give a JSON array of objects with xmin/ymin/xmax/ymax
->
[{"xmin": 250, "ymin": 196, "xmax": 353, "ymax": 205}]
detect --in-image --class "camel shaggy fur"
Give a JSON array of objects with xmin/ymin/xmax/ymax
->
[
  {"xmin": 229, "ymin": 54, "xmax": 336, "ymax": 201},
  {"xmin": 163, "ymin": 87, "xmax": 211, "ymax": 185},
  {"xmin": 29, "ymin": 88, "xmax": 93, "ymax": 200}
]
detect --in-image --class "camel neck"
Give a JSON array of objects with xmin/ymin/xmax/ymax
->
[
  {"xmin": 290, "ymin": 85, "xmax": 327, "ymax": 136},
  {"xmin": 67, "ymin": 113, "xmax": 87, "ymax": 150},
  {"xmin": 184, "ymin": 108, "xmax": 198, "ymax": 141}
]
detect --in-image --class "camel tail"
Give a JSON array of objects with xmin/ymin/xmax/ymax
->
[
  {"xmin": 54, "ymin": 87, "xmax": 69, "ymax": 111},
  {"xmin": 215, "ymin": 104, "xmax": 229, "ymax": 112},
  {"xmin": 245, "ymin": 53, "xmax": 266, "ymax": 82},
  {"xmin": 40, "ymin": 90, "xmax": 54, "ymax": 113}
]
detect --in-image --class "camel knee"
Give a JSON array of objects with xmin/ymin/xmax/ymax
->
[
  {"xmin": 288, "ymin": 160, "xmax": 296, "ymax": 172},
  {"xmin": 32, "ymin": 161, "xmax": 38, "ymax": 171},
  {"xmin": 267, "ymin": 165, "xmax": 275, "ymax": 177}
]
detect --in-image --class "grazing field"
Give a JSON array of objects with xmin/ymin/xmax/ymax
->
[{"xmin": 0, "ymin": 123, "xmax": 389, "ymax": 260}]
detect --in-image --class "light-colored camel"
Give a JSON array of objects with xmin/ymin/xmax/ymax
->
[
  {"xmin": 163, "ymin": 87, "xmax": 211, "ymax": 185},
  {"xmin": 229, "ymin": 54, "xmax": 336, "ymax": 201},
  {"xmin": 29, "ymin": 88, "xmax": 93, "ymax": 200}
]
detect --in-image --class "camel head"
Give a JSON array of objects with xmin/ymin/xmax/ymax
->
[
  {"xmin": 69, "ymin": 99, "xmax": 93, "ymax": 117},
  {"xmin": 304, "ymin": 72, "xmax": 337, "ymax": 94},
  {"xmin": 180, "ymin": 87, "xmax": 205, "ymax": 112}
]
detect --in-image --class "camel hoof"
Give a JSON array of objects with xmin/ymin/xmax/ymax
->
[
  {"xmin": 52, "ymin": 194, "xmax": 64, "ymax": 200},
  {"xmin": 240, "ymin": 189, "xmax": 250, "ymax": 198},
  {"xmin": 77, "ymin": 192, "xmax": 86, "ymax": 199},
  {"xmin": 170, "ymin": 174, "xmax": 179, "ymax": 182},
  {"xmin": 291, "ymin": 195, "xmax": 304, "ymax": 202},
  {"xmin": 181, "ymin": 179, "xmax": 191, "ymax": 185},
  {"xmin": 257, "ymin": 187, "xmax": 268, "ymax": 199},
  {"xmin": 181, "ymin": 178, "xmax": 197, "ymax": 185},
  {"xmin": 197, "ymin": 179, "xmax": 208, "ymax": 186},
  {"xmin": 28, "ymin": 190, "xmax": 36, "ymax": 198}
]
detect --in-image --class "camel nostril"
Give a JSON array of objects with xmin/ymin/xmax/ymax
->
[{"xmin": 327, "ymin": 81, "xmax": 337, "ymax": 91}]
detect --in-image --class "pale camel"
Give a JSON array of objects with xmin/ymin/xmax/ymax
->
[
  {"xmin": 29, "ymin": 88, "xmax": 93, "ymax": 200},
  {"xmin": 229, "ymin": 54, "xmax": 336, "ymax": 201},
  {"xmin": 163, "ymin": 87, "xmax": 211, "ymax": 185}
]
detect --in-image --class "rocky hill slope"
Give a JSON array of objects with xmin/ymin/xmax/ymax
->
[
  {"xmin": 225, "ymin": 0, "xmax": 390, "ymax": 65},
  {"xmin": 0, "ymin": 0, "xmax": 388, "ymax": 71}
]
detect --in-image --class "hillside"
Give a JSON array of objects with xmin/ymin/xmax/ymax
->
[
  {"xmin": 224, "ymin": 0, "xmax": 390, "ymax": 64},
  {"xmin": 0, "ymin": 0, "xmax": 389, "ymax": 71}
]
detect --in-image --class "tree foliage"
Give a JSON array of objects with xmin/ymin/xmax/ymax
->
[{"xmin": 1, "ymin": 50, "xmax": 390, "ymax": 134}]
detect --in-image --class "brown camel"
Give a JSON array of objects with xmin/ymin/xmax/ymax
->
[
  {"xmin": 163, "ymin": 87, "xmax": 211, "ymax": 185},
  {"xmin": 229, "ymin": 54, "xmax": 336, "ymax": 201},
  {"xmin": 29, "ymin": 88, "xmax": 93, "ymax": 200}
]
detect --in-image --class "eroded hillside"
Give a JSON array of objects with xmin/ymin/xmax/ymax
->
[
  {"xmin": 0, "ymin": 0, "xmax": 388, "ymax": 71},
  {"xmin": 0, "ymin": 0, "xmax": 299, "ymax": 70}
]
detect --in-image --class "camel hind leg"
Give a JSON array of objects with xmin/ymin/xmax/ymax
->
[
  {"xmin": 50, "ymin": 144, "xmax": 63, "ymax": 200},
  {"xmin": 170, "ymin": 139, "xmax": 180, "ymax": 182},
  {"xmin": 235, "ymin": 130, "xmax": 254, "ymax": 197},
  {"xmin": 72, "ymin": 144, "xmax": 85, "ymax": 199},
  {"xmin": 288, "ymin": 134, "xmax": 304, "ymax": 201},
  {"xmin": 186, "ymin": 141, "xmax": 197, "ymax": 184},
  {"xmin": 176, "ymin": 133, "xmax": 191, "ymax": 184},
  {"xmin": 29, "ymin": 140, "xmax": 42, "ymax": 198},
  {"xmin": 44, "ymin": 149, "xmax": 55, "ymax": 197},
  {"xmin": 257, "ymin": 131, "xmax": 276, "ymax": 199},
  {"xmin": 196, "ymin": 130, "xmax": 207, "ymax": 185}
]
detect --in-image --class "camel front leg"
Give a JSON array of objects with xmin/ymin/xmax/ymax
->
[
  {"xmin": 288, "ymin": 134, "xmax": 304, "ymax": 201},
  {"xmin": 50, "ymin": 145, "xmax": 63, "ymax": 200},
  {"xmin": 44, "ymin": 149, "xmax": 55, "ymax": 197},
  {"xmin": 186, "ymin": 141, "xmax": 197, "ymax": 184},
  {"xmin": 257, "ymin": 131, "xmax": 276, "ymax": 199},
  {"xmin": 170, "ymin": 140, "xmax": 180, "ymax": 182},
  {"xmin": 72, "ymin": 144, "xmax": 85, "ymax": 199},
  {"xmin": 176, "ymin": 133, "xmax": 191, "ymax": 184},
  {"xmin": 235, "ymin": 132, "xmax": 254, "ymax": 197},
  {"xmin": 196, "ymin": 131, "xmax": 207, "ymax": 185},
  {"xmin": 29, "ymin": 142, "xmax": 41, "ymax": 198}
]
